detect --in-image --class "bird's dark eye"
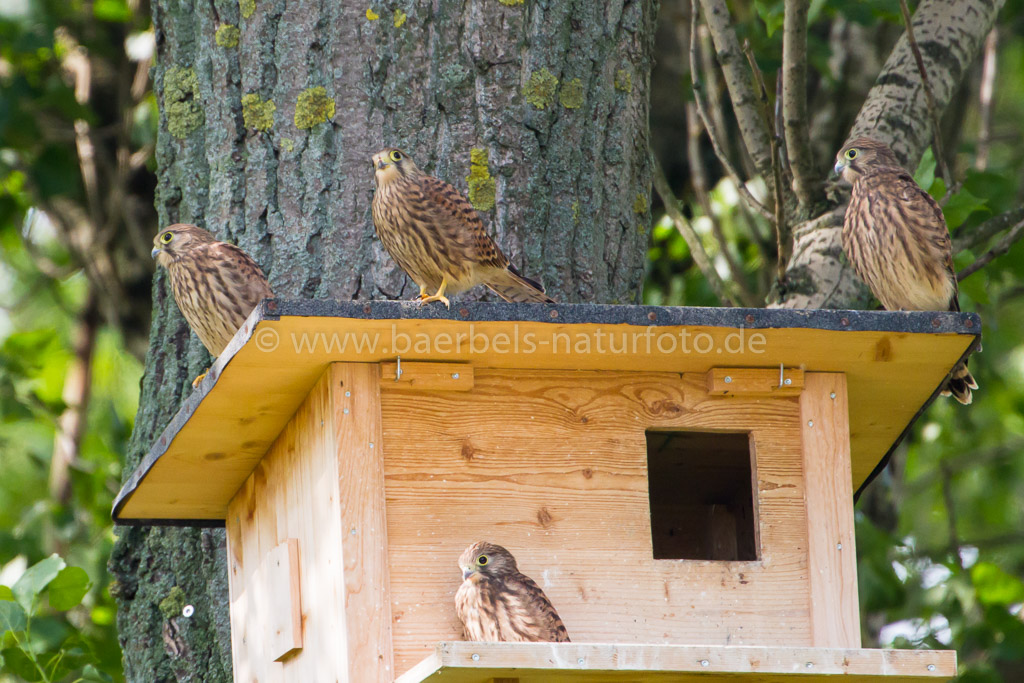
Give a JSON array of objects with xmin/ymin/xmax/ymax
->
[
  {"xmin": 390, "ymin": 150, "xmax": 403, "ymax": 162},
  {"xmin": 477, "ymin": 555, "xmax": 488, "ymax": 566},
  {"xmin": 845, "ymin": 148, "xmax": 858, "ymax": 160},
  {"xmin": 160, "ymin": 232, "xmax": 174, "ymax": 244}
]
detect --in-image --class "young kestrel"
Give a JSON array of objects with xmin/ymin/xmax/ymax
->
[
  {"xmin": 371, "ymin": 148, "xmax": 555, "ymax": 308},
  {"xmin": 151, "ymin": 224, "xmax": 273, "ymax": 386},
  {"xmin": 455, "ymin": 541, "xmax": 570, "ymax": 643},
  {"xmin": 835, "ymin": 137, "xmax": 977, "ymax": 404}
]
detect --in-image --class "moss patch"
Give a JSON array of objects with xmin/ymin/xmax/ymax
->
[
  {"xmin": 466, "ymin": 148, "xmax": 496, "ymax": 212},
  {"xmin": 294, "ymin": 87, "xmax": 335, "ymax": 129},
  {"xmin": 280, "ymin": 138, "xmax": 294, "ymax": 152},
  {"xmin": 241, "ymin": 93, "xmax": 275, "ymax": 131},
  {"xmin": 239, "ymin": 0, "xmax": 255, "ymax": 19},
  {"xmin": 559, "ymin": 78, "xmax": 584, "ymax": 109},
  {"xmin": 366, "ymin": 8, "xmax": 379, "ymax": 20},
  {"xmin": 158, "ymin": 586, "xmax": 186, "ymax": 620},
  {"xmin": 498, "ymin": 0, "xmax": 524, "ymax": 5},
  {"xmin": 633, "ymin": 192, "xmax": 647, "ymax": 215},
  {"xmin": 572, "ymin": 201, "xmax": 580, "ymax": 224},
  {"xmin": 523, "ymin": 68, "xmax": 558, "ymax": 110},
  {"xmin": 164, "ymin": 66, "xmax": 204, "ymax": 139},
  {"xmin": 614, "ymin": 68, "xmax": 633, "ymax": 93},
  {"xmin": 393, "ymin": 9, "xmax": 407, "ymax": 27},
  {"xmin": 215, "ymin": 24, "xmax": 240, "ymax": 48}
]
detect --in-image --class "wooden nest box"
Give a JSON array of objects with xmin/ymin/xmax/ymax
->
[{"xmin": 114, "ymin": 301, "xmax": 979, "ymax": 682}]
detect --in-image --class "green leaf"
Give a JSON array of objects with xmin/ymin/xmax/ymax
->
[
  {"xmin": 1, "ymin": 647, "xmax": 43, "ymax": 681},
  {"xmin": 971, "ymin": 562, "xmax": 1024, "ymax": 606},
  {"xmin": 48, "ymin": 566, "xmax": 91, "ymax": 610},
  {"xmin": 942, "ymin": 188, "xmax": 990, "ymax": 230},
  {"xmin": 12, "ymin": 554, "xmax": 65, "ymax": 613},
  {"xmin": 0, "ymin": 600, "xmax": 27, "ymax": 635},
  {"xmin": 754, "ymin": 0, "xmax": 785, "ymax": 37},
  {"xmin": 82, "ymin": 664, "xmax": 115, "ymax": 682},
  {"xmin": 93, "ymin": 0, "xmax": 133, "ymax": 22},
  {"xmin": 913, "ymin": 147, "xmax": 936, "ymax": 194},
  {"xmin": 0, "ymin": 585, "xmax": 13, "ymax": 601}
]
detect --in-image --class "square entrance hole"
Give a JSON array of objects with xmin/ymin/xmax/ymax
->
[{"xmin": 646, "ymin": 430, "xmax": 757, "ymax": 561}]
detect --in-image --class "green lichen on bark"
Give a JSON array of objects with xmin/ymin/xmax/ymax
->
[
  {"xmin": 498, "ymin": 0, "xmax": 524, "ymax": 5},
  {"xmin": 559, "ymin": 78, "xmax": 584, "ymax": 109},
  {"xmin": 393, "ymin": 9, "xmax": 407, "ymax": 27},
  {"xmin": 241, "ymin": 93, "xmax": 275, "ymax": 131},
  {"xmin": 164, "ymin": 66, "xmax": 204, "ymax": 139},
  {"xmin": 572, "ymin": 201, "xmax": 580, "ymax": 224},
  {"xmin": 215, "ymin": 24, "xmax": 240, "ymax": 48},
  {"xmin": 523, "ymin": 68, "xmax": 558, "ymax": 109},
  {"xmin": 239, "ymin": 0, "xmax": 255, "ymax": 19},
  {"xmin": 633, "ymin": 192, "xmax": 647, "ymax": 214},
  {"xmin": 294, "ymin": 87, "xmax": 335, "ymax": 129},
  {"xmin": 158, "ymin": 586, "xmax": 186, "ymax": 619},
  {"xmin": 614, "ymin": 68, "xmax": 633, "ymax": 93},
  {"xmin": 366, "ymin": 8, "xmax": 379, "ymax": 20},
  {"xmin": 280, "ymin": 138, "xmax": 294, "ymax": 152},
  {"xmin": 467, "ymin": 148, "xmax": 496, "ymax": 212}
]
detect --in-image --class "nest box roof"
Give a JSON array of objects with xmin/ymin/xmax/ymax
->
[{"xmin": 113, "ymin": 300, "xmax": 979, "ymax": 525}]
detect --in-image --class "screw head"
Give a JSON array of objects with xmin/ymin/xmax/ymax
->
[
  {"xmin": 182, "ymin": 605, "xmax": 194, "ymax": 618},
  {"xmin": 344, "ymin": 408, "xmax": 350, "ymax": 414},
  {"xmin": 724, "ymin": 376, "xmax": 732, "ymax": 384},
  {"xmin": 784, "ymin": 378, "xmax": 792, "ymax": 385},
  {"xmin": 577, "ymin": 658, "xmax": 585, "ymax": 665},
  {"xmin": 452, "ymin": 373, "xmax": 460, "ymax": 379},
  {"xmin": 807, "ymin": 420, "xmax": 814, "ymax": 427},
  {"xmin": 345, "ymin": 391, "xmax": 351, "ymax": 397},
  {"xmin": 471, "ymin": 653, "xmax": 480, "ymax": 661},
  {"xmin": 927, "ymin": 664, "xmax": 936, "ymax": 671},
  {"xmin": 836, "ymin": 543, "xmax": 843, "ymax": 550},
  {"xmin": 806, "ymin": 662, "xmax": 814, "ymax": 669},
  {"xmin": 369, "ymin": 442, "xmax": 375, "ymax": 448},
  {"xmin": 700, "ymin": 659, "xmax": 709, "ymax": 667},
  {"xmin": 830, "ymin": 392, "xmax": 836, "ymax": 399},
  {"xmin": 350, "ymin": 528, "xmax": 357, "ymax": 535}
]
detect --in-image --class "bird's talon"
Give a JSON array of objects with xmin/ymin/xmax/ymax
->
[{"xmin": 191, "ymin": 371, "xmax": 208, "ymax": 388}]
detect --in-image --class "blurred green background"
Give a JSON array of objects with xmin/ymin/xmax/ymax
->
[{"xmin": 2, "ymin": 0, "xmax": 1023, "ymax": 681}]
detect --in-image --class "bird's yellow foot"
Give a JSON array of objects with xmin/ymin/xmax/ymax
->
[
  {"xmin": 191, "ymin": 370, "xmax": 208, "ymax": 388},
  {"xmin": 414, "ymin": 286, "xmax": 430, "ymax": 301},
  {"xmin": 418, "ymin": 293, "xmax": 451, "ymax": 309}
]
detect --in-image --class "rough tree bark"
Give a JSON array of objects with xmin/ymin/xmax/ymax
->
[
  {"xmin": 776, "ymin": 0, "xmax": 1004, "ymax": 309},
  {"xmin": 109, "ymin": 0, "xmax": 657, "ymax": 680}
]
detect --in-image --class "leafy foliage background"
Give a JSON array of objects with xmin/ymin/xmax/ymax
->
[{"xmin": 2, "ymin": 0, "xmax": 1023, "ymax": 680}]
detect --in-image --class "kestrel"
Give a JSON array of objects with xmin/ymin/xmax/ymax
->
[
  {"xmin": 151, "ymin": 224, "xmax": 273, "ymax": 387},
  {"xmin": 835, "ymin": 137, "xmax": 977, "ymax": 404},
  {"xmin": 455, "ymin": 541, "xmax": 570, "ymax": 643},
  {"xmin": 371, "ymin": 148, "xmax": 555, "ymax": 308}
]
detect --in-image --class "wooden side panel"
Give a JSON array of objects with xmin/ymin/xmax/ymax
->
[
  {"xmin": 329, "ymin": 363, "xmax": 395, "ymax": 682},
  {"xmin": 381, "ymin": 369, "xmax": 811, "ymax": 675},
  {"xmin": 266, "ymin": 539, "xmax": 302, "ymax": 662},
  {"xmin": 226, "ymin": 369, "xmax": 348, "ymax": 681},
  {"xmin": 800, "ymin": 372, "xmax": 860, "ymax": 647}
]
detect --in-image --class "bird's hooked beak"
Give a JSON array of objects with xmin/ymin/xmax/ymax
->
[
  {"xmin": 151, "ymin": 246, "xmax": 162, "ymax": 259},
  {"xmin": 833, "ymin": 160, "xmax": 846, "ymax": 178},
  {"xmin": 461, "ymin": 565, "xmax": 476, "ymax": 580},
  {"xmin": 376, "ymin": 159, "xmax": 388, "ymax": 171}
]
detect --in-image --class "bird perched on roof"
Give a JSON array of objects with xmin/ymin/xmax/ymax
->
[
  {"xmin": 835, "ymin": 136, "xmax": 977, "ymax": 404},
  {"xmin": 455, "ymin": 541, "xmax": 570, "ymax": 643},
  {"xmin": 151, "ymin": 224, "xmax": 273, "ymax": 387},
  {"xmin": 371, "ymin": 148, "xmax": 554, "ymax": 308}
]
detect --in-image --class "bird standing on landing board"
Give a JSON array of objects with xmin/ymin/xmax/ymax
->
[
  {"xmin": 455, "ymin": 541, "xmax": 571, "ymax": 643},
  {"xmin": 371, "ymin": 148, "xmax": 555, "ymax": 308},
  {"xmin": 152, "ymin": 224, "xmax": 273, "ymax": 388},
  {"xmin": 835, "ymin": 136, "xmax": 978, "ymax": 404}
]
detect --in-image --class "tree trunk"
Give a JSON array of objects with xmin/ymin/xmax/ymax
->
[
  {"xmin": 110, "ymin": 0, "xmax": 657, "ymax": 679},
  {"xmin": 776, "ymin": 0, "xmax": 1004, "ymax": 309}
]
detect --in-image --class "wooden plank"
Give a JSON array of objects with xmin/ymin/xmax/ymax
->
[
  {"xmin": 395, "ymin": 642, "xmax": 956, "ymax": 683},
  {"xmin": 264, "ymin": 539, "xmax": 302, "ymax": 661},
  {"xmin": 800, "ymin": 373, "xmax": 860, "ymax": 648},
  {"xmin": 115, "ymin": 314, "xmax": 974, "ymax": 522},
  {"xmin": 329, "ymin": 363, "xmax": 395, "ymax": 683},
  {"xmin": 381, "ymin": 361, "xmax": 474, "ymax": 391},
  {"xmin": 706, "ymin": 367, "xmax": 805, "ymax": 396},
  {"xmin": 383, "ymin": 370, "xmax": 810, "ymax": 673}
]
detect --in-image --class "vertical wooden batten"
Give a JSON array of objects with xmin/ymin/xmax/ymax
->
[
  {"xmin": 800, "ymin": 372, "xmax": 860, "ymax": 647},
  {"xmin": 330, "ymin": 363, "xmax": 395, "ymax": 682}
]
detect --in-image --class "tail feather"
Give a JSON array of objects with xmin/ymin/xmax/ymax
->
[
  {"xmin": 940, "ymin": 360, "xmax": 977, "ymax": 405},
  {"xmin": 485, "ymin": 265, "xmax": 555, "ymax": 304}
]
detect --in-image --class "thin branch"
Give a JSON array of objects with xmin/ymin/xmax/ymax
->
[
  {"xmin": 652, "ymin": 158, "xmax": 738, "ymax": 307},
  {"xmin": 952, "ymin": 205, "xmax": 1024, "ymax": 253},
  {"xmin": 689, "ymin": 0, "xmax": 775, "ymax": 223},
  {"xmin": 697, "ymin": 0, "xmax": 776, "ymax": 181},
  {"xmin": 957, "ymin": 217, "xmax": 1024, "ymax": 281},
  {"xmin": 781, "ymin": 0, "xmax": 819, "ymax": 208},
  {"xmin": 685, "ymin": 102, "xmax": 760, "ymax": 306},
  {"xmin": 742, "ymin": 41, "xmax": 789, "ymax": 281},
  {"xmin": 938, "ymin": 463, "xmax": 961, "ymax": 565},
  {"xmin": 899, "ymin": 0, "xmax": 952, "ymax": 191},
  {"xmin": 975, "ymin": 28, "xmax": 998, "ymax": 171}
]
